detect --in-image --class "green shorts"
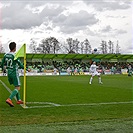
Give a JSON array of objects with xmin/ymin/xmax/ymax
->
[{"xmin": 8, "ymin": 72, "xmax": 21, "ymax": 87}]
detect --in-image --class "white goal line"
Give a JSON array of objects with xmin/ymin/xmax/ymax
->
[{"xmin": 26, "ymin": 101, "xmax": 133, "ymax": 109}]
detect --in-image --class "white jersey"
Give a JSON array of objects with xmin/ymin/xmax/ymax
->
[
  {"xmin": 67, "ymin": 67, "xmax": 71, "ymax": 74},
  {"xmin": 90, "ymin": 64, "xmax": 100, "ymax": 76},
  {"xmin": 90, "ymin": 64, "xmax": 97, "ymax": 73},
  {"xmin": 53, "ymin": 68, "xmax": 57, "ymax": 75}
]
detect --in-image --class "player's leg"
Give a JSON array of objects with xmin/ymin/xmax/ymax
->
[
  {"xmin": 6, "ymin": 73, "xmax": 23, "ymax": 107},
  {"xmin": 13, "ymin": 73, "xmax": 23, "ymax": 104},
  {"xmin": 9, "ymin": 88, "xmax": 19, "ymax": 100},
  {"xmin": 98, "ymin": 73, "xmax": 103, "ymax": 84},
  {"xmin": 6, "ymin": 75, "xmax": 15, "ymax": 107},
  {"xmin": 15, "ymin": 86, "xmax": 23, "ymax": 104},
  {"xmin": 89, "ymin": 74, "xmax": 94, "ymax": 84}
]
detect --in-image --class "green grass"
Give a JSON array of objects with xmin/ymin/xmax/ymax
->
[{"xmin": 0, "ymin": 75, "xmax": 132, "ymax": 132}]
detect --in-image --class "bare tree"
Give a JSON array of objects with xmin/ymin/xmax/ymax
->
[
  {"xmin": 100, "ymin": 40, "xmax": 107, "ymax": 54},
  {"xmin": 50, "ymin": 37, "xmax": 60, "ymax": 54},
  {"xmin": 39, "ymin": 37, "xmax": 60, "ymax": 54},
  {"xmin": 80, "ymin": 42, "xmax": 84, "ymax": 54},
  {"xmin": 105, "ymin": 41, "xmax": 108, "ymax": 54},
  {"xmin": 64, "ymin": 38, "xmax": 80, "ymax": 53},
  {"xmin": 108, "ymin": 40, "xmax": 114, "ymax": 54},
  {"xmin": 73, "ymin": 39, "xmax": 80, "ymax": 53},
  {"xmin": 0, "ymin": 43, "xmax": 5, "ymax": 53},
  {"xmin": 83, "ymin": 39, "xmax": 91, "ymax": 54},
  {"xmin": 39, "ymin": 39, "xmax": 50, "ymax": 53},
  {"xmin": 64, "ymin": 38, "xmax": 75, "ymax": 53},
  {"xmin": 116, "ymin": 40, "xmax": 120, "ymax": 54},
  {"xmin": 29, "ymin": 38, "xmax": 37, "ymax": 53}
]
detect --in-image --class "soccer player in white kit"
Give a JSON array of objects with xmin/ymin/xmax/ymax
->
[{"xmin": 89, "ymin": 62, "xmax": 103, "ymax": 84}]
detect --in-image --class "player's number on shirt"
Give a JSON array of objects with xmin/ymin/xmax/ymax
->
[{"xmin": 5, "ymin": 58, "xmax": 13, "ymax": 68}]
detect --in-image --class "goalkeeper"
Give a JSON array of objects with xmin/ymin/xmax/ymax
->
[{"xmin": 1, "ymin": 42, "xmax": 30, "ymax": 107}]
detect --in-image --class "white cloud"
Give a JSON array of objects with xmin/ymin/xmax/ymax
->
[
  {"xmin": 0, "ymin": 0, "xmax": 132, "ymax": 54},
  {"xmin": 83, "ymin": 0, "xmax": 131, "ymax": 11}
]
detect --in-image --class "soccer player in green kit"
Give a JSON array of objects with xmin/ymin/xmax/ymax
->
[{"xmin": 1, "ymin": 42, "xmax": 30, "ymax": 107}]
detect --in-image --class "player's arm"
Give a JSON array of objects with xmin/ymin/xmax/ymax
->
[
  {"xmin": 16, "ymin": 58, "xmax": 24, "ymax": 69},
  {"xmin": 16, "ymin": 58, "xmax": 31, "ymax": 72}
]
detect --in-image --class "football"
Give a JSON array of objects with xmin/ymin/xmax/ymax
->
[{"xmin": 94, "ymin": 48, "xmax": 97, "ymax": 52}]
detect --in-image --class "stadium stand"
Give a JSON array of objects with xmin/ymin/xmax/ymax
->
[{"xmin": 0, "ymin": 53, "xmax": 133, "ymax": 75}]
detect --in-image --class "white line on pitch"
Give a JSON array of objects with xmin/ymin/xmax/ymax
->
[
  {"xmin": 27, "ymin": 101, "xmax": 133, "ymax": 109},
  {"xmin": 27, "ymin": 102, "xmax": 61, "ymax": 106}
]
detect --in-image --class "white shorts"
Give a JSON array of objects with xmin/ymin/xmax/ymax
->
[{"xmin": 91, "ymin": 71, "xmax": 100, "ymax": 76}]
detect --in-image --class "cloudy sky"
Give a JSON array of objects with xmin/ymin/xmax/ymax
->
[{"xmin": 0, "ymin": 0, "xmax": 132, "ymax": 54}]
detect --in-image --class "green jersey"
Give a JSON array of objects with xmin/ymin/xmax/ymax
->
[
  {"xmin": 1, "ymin": 52, "xmax": 24, "ymax": 73},
  {"xmin": 1, "ymin": 52, "xmax": 24, "ymax": 86}
]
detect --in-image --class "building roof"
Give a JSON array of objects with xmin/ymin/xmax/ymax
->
[{"xmin": 0, "ymin": 53, "xmax": 133, "ymax": 60}]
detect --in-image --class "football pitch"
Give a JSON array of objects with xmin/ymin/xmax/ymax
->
[{"xmin": 0, "ymin": 75, "xmax": 132, "ymax": 133}]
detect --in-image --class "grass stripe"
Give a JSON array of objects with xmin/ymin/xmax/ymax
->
[{"xmin": 1, "ymin": 79, "xmax": 132, "ymax": 109}]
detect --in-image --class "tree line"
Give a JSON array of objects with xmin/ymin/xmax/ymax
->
[
  {"xmin": 0, "ymin": 37, "xmax": 120, "ymax": 54},
  {"xmin": 29, "ymin": 37, "xmax": 120, "ymax": 54}
]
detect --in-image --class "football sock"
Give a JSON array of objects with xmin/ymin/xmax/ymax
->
[
  {"xmin": 99, "ymin": 77, "xmax": 101, "ymax": 83},
  {"xmin": 16, "ymin": 91, "xmax": 21, "ymax": 101},
  {"xmin": 9, "ymin": 89, "xmax": 18, "ymax": 100},
  {"xmin": 90, "ymin": 77, "xmax": 93, "ymax": 83}
]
